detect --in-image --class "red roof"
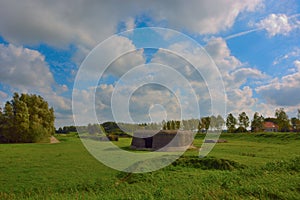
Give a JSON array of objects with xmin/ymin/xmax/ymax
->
[{"xmin": 263, "ymin": 122, "xmax": 278, "ymax": 129}]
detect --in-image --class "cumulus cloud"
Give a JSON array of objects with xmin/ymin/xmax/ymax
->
[
  {"xmin": 0, "ymin": 0, "xmax": 262, "ymax": 49},
  {"xmin": 0, "ymin": 43, "xmax": 72, "ymax": 126},
  {"xmin": 204, "ymin": 37, "xmax": 268, "ymax": 115},
  {"xmin": 256, "ymin": 60, "xmax": 300, "ymax": 106},
  {"xmin": 205, "ymin": 37, "xmax": 241, "ymax": 72},
  {"xmin": 0, "ymin": 43, "xmax": 54, "ymax": 92},
  {"xmin": 256, "ymin": 13, "xmax": 296, "ymax": 36}
]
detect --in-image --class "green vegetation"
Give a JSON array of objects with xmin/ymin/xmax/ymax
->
[
  {"xmin": 0, "ymin": 93, "xmax": 55, "ymax": 143},
  {"xmin": 0, "ymin": 132, "xmax": 299, "ymax": 199}
]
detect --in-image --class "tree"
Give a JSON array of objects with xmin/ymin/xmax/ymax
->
[
  {"xmin": 182, "ymin": 120, "xmax": 189, "ymax": 130},
  {"xmin": 12, "ymin": 94, "xmax": 30, "ymax": 142},
  {"xmin": 166, "ymin": 121, "xmax": 171, "ymax": 130},
  {"xmin": 210, "ymin": 115, "xmax": 217, "ymax": 130},
  {"xmin": 275, "ymin": 108, "xmax": 290, "ymax": 132},
  {"xmin": 216, "ymin": 115, "xmax": 225, "ymax": 130},
  {"xmin": 87, "ymin": 123, "xmax": 101, "ymax": 135},
  {"xmin": 0, "ymin": 93, "xmax": 55, "ymax": 143},
  {"xmin": 291, "ymin": 117, "xmax": 299, "ymax": 131},
  {"xmin": 200, "ymin": 117, "xmax": 210, "ymax": 133},
  {"xmin": 251, "ymin": 112, "xmax": 264, "ymax": 132},
  {"xmin": 171, "ymin": 120, "xmax": 176, "ymax": 130},
  {"xmin": 175, "ymin": 121, "xmax": 181, "ymax": 130},
  {"xmin": 238, "ymin": 112, "xmax": 249, "ymax": 132},
  {"xmin": 226, "ymin": 113, "xmax": 237, "ymax": 133},
  {"xmin": 1, "ymin": 102, "xmax": 14, "ymax": 142}
]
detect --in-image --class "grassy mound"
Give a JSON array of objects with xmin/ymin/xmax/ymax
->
[{"xmin": 171, "ymin": 156, "xmax": 245, "ymax": 170}]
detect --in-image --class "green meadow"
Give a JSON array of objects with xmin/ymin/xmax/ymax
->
[{"xmin": 0, "ymin": 133, "xmax": 299, "ymax": 200}]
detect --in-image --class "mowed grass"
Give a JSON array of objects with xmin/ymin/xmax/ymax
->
[{"xmin": 0, "ymin": 133, "xmax": 299, "ymax": 199}]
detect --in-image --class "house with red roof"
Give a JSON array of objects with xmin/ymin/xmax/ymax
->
[{"xmin": 263, "ymin": 122, "xmax": 279, "ymax": 132}]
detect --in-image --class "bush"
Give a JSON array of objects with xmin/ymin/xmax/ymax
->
[{"xmin": 107, "ymin": 135, "xmax": 118, "ymax": 141}]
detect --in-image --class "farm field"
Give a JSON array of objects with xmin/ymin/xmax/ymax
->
[{"xmin": 0, "ymin": 133, "xmax": 299, "ymax": 200}]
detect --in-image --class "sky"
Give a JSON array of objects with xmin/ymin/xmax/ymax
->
[{"xmin": 0, "ymin": 0, "xmax": 300, "ymax": 127}]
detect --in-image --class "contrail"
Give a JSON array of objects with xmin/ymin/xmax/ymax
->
[
  {"xmin": 225, "ymin": 28, "xmax": 263, "ymax": 40},
  {"xmin": 225, "ymin": 13, "xmax": 300, "ymax": 40}
]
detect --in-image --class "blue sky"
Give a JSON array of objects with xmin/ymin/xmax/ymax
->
[{"xmin": 0, "ymin": 0, "xmax": 300, "ymax": 127}]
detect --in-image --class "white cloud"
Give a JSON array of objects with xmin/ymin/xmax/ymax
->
[
  {"xmin": 295, "ymin": 60, "xmax": 300, "ymax": 71},
  {"xmin": 0, "ymin": 44, "xmax": 54, "ymax": 92},
  {"xmin": 205, "ymin": 37, "xmax": 241, "ymax": 73},
  {"xmin": 227, "ymin": 86, "xmax": 257, "ymax": 115},
  {"xmin": 204, "ymin": 37, "xmax": 268, "ymax": 115},
  {"xmin": 78, "ymin": 35, "xmax": 146, "ymax": 81},
  {"xmin": 226, "ymin": 68, "xmax": 267, "ymax": 88},
  {"xmin": 273, "ymin": 47, "xmax": 300, "ymax": 65},
  {"xmin": 256, "ymin": 13, "xmax": 295, "ymax": 36},
  {"xmin": 256, "ymin": 60, "xmax": 300, "ymax": 106},
  {"xmin": 0, "ymin": 0, "xmax": 262, "ymax": 49},
  {"xmin": 0, "ymin": 43, "xmax": 72, "ymax": 127},
  {"xmin": 125, "ymin": 17, "xmax": 136, "ymax": 30}
]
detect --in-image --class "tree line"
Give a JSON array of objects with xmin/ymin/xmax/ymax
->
[
  {"xmin": 226, "ymin": 108, "xmax": 300, "ymax": 133},
  {"xmin": 63, "ymin": 108, "xmax": 300, "ymax": 136},
  {"xmin": 0, "ymin": 93, "xmax": 55, "ymax": 143}
]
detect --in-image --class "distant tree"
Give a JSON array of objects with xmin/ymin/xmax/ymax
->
[
  {"xmin": 216, "ymin": 115, "xmax": 225, "ymax": 130},
  {"xmin": 238, "ymin": 112, "xmax": 249, "ymax": 132},
  {"xmin": 182, "ymin": 120, "xmax": 189, "ymax": 130},
  {"xmin": 197, "ymin": 120, "xmax": 202, "ymax": 133},
  {"xmin": 166, "ymin": 121, "xmax": 171, "ymax": 130},
  {"xmin": 275, "ymin": 108, "xmax": 290, "ymax": 132},
  {"xmin": 170, "ymin": 120, "xmax": 176, "ymax": 130},
  {"xmin": 162, "ymin": 120, "xmax": 166, "ymax": 130},
  {"xmin": 56, "ymin": 126, "xmax": 77, "ymax": 134},
  {"xmin": 251, "ymin": 112, "xmax": 264, "ymax": 132},
  {"xmin": 175, "ymin": 121, "xmax": 181, "ymax": 130},
  {"xmin": 87, "ymin": 123, "xmax": 101, "ymax": 135},
  {"xmin": 226, "ymin": 113, "xmax": 237, "ymax": 133},
  {"xmin": 291, "ymin": 117, "xmax": 299, "ymax": 131},
  {"xmin": 264, "ymin": 117, "xmax": 277, "ymax": 124},
  {"xmin": 200, "ymin": 117, "xmax": 211, "ymax": 133},
  {"xmin": 210, "ymin": 115, "xmax": 217, "ymax": 130}
]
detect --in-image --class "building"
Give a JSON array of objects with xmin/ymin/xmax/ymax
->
[
  {"xmin": 130, "ymin": 130, "xmax": 194, "ymax": 151},
  {"xmin": 263, "ymin": 122, "xmax": 279, "ymax": 132}
]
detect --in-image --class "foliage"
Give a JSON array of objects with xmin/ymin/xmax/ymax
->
[
  {"xmin": 56, "ymin": 126, "xmax": 77, "ymax": 134},
  {"xmin": 87, "ymin": 123, "xmax": 102, "ymax": 135},
  {"xmin": 275, "ymin": 108, "xmax": 290, "ymax": 132},
  {"xmin": 238, "ymin": 112, "xmax": 249, "ymax": 131},
  {"xmin": 0, "ymin": 93, "xmax": 55, "ymax": 143},
  {"xmin": 163, "ymin": 120, "xmax": 181, "ymax": 130},
  {"xmin": 291, "ymin": 117, "xmax": 300, "ymax": 132},
  {"xmin": 198, "ymin": 117, "xmax": 211, "ymax": 133},
  {"xmin": 251, "ymin": 112, "xmax": 264, "ymax": 132},
  {"xmin": 226, "ymin": 113, "xmax": 237, "ymax": 133}
]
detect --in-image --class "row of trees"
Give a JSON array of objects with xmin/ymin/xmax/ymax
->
[
  {"xmin": 226, "ymin": 108, "xmax": 300, "ymax": 133},
  {"xmin": 0, "ymin": 93, "xmax": 55, "ymax": 143},
  {"xmin": 58, "ymin": 109, "xmax": 300, "ymax": 137}
]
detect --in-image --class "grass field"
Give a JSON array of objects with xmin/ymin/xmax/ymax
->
[{"xmin": 0, "ymin": 133, "xmax": 299, "ymax": 199}]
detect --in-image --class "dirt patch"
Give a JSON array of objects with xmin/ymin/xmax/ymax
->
[{"xmin": 50, "ymin": 136, "xmax": 60, "ymax": 144}]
